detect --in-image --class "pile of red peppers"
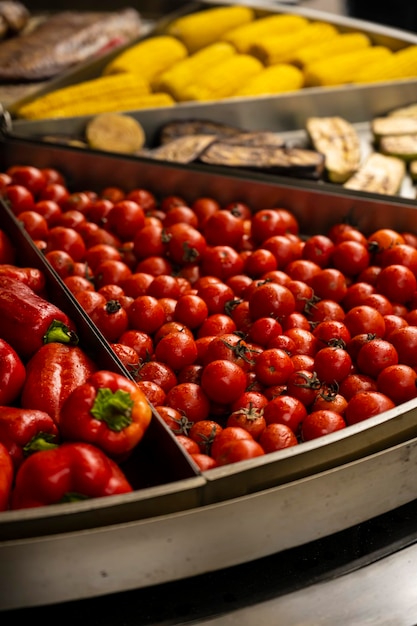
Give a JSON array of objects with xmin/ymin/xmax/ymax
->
[{"xmin": 0, "ymin": 254, "xmax": 152, "ymax": 511}]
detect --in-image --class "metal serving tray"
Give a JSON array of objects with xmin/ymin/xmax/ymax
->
[
  {"xmin": 1, "ymin": 135, "xmax": 417, "ymax": 609},
  {"xmin": 6, "ymin": 0, "xmax": 417, "ymax": 117}
]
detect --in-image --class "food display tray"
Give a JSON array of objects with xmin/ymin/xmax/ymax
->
[
  {"xmin": 2, "ymin": 135, "xmax": 417, "ymax": 610},
  {"xmin": 10, "ymin": 79, "xmax": 417, "ymax": 202},
  {"xmin": 6, "ymin": 0, "xmax": 417, "ymax": 116}
]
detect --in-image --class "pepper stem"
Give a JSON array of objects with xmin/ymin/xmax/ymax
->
[
  {"xmin": 43, "ymin": 319, "xmax": 79, "ymax": 346},
  {"xmin": 90, "ymin": 388, "xmax": 134, "ymax": 432}
]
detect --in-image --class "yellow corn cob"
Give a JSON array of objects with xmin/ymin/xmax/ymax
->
[
  {"xmin": 180, "ymin": 54, "xmax": 264, "ymax": 102},
  {"xmin": 250, "ymin": 21, "xmax": 338, "ymax": 66},
  {"xmin": 353, "ymin": 45, "xmax": 417, "ymax": 83},
  {"xmin": 304, "ymin": 46, "xmax": 393, "ymax": 87},
  {"xmin": 292, "ymin": 32, "xmax": 371, "ymax": 68},
  {"xmin": 16, "ymin": 74, "xmax": 174, "ymax": 120},
  {"xmin": 222, "ymin": 13, "xmax": 309, "ymax": 53},
  {"xmin": 165, "ymin": 5, "xmax": 254, "ymax": 54},
  {"xmin": 152, "ymin": 41, "xmax": 237, "ymax": 100},
  {"xmin": 102, "ymin": 36, "xmax": 188, "ymax": 82},
  {"xmin": 232, "ymin": 63, "xmax": 304, "ymax": 97}
]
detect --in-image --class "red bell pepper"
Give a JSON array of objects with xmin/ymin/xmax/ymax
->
[
  {"xmin": 21, "ymin": 343, "xmax": 97, "ymax": 424},
  {"xmin": 0, "ymin": 264, "xmax": 46, "ymax": 294},
  {"xmin": 0, "ymin": 406, "xmax": 59, "ymax": 469},
  {"xmin": 11, "ymin": 441, "xmax": 133, "ymax": 510},
  {"xmin": 0, "ymin": 442, "xmax": 13, "ymax": 511},
  {"xmin": 0, "ymin": 275, "xmax": 78, "ymax": 360},
  {"xmin": 59, "ymin": 370, "xmax": 152, "ymax": 461},
  {"xmin": 0, "ymin": 338, "xmax": 26, "ymax": 405}
]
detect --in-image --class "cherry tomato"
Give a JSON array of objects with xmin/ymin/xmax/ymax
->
[
  {"xmin": 301, "ymin": 410, "xmax": 346, "ymax": 441},
  {"xmin": 343, "ymin": 305, "xmax": 386, "ymax": 337},
  {"xmin": 189, "ymin": 420, "xmax": 223, "ymax": 455},
  {"xmin": 163, "ymin": 222, "xmax": 207, "ymax": 266},
  {"xmin": 7, "ymin": 165, "xmax": 47, "ymax": 196},
  {"xmin": 313, "ymin": 346, "xmax": 352, "ymax": 384},
  {"xmin": 136, "ymin": 360, "xmax": 177, "ymax": 393},
  {"xmin": 1, "ymin": 184, "xmax": 35, "ymax": 215},
  {"xmin": 46, "ymin": 226, "xmax": 86, "ymax": 262},
  {"xmin": 302, "ymin": 234, "xmax": 335, "ymax": 267},
  {"xmin": 375, "ymin": 264, "xmax": 417, "ymax": 304},
  {"xmin": 200, "ymin": 245, "xmax": 244, "ymax": 280},
  {"xmin": 165, "ymin": 382, "xmax": 211, "ymax": 423},
  {"xmin": 263, "ymin": 394, "xmax": 307, "ymax": 434},
  {"xmin": 154, "ymin": 331, "xmax": 198, "ymax": 372},
  {"xmin": 89, "ymin": 299, "xmax": 129, "ymax": 342},
  {"xmin": 254, "ymin": 348, "xmax": 294, "ymax": 387},
  {"xmin": 106, "ymin": 200, "xmax": 145, "ymax": 241},
  {"xmin": 286, "ymin": 369, "xmax": 322, "ymax": 406},
  {"xmin": 259, "ymin": 423, "xmax": 298, "ymax": 453},
  {"xmin": 356, "ymin": 338, "xmax": 398, "ymax": 378},
  {"xmin": 17, "ymin": 210, "xmax": 49, "ymax": 240},
  {"xmin": 345, "ymin": 391, "xmax": 395, "ymax": 425},
  {"xmin": 201, "ymin": 359, "xmax": 247, "ymax": 405},
  {"xmin": 389, "ymin": 326, "xmax": 417, "ymax": 367},
  {"xmin": 339, "ymin": 373, "xmax": 378, "ymax": 401},
  {"xmin": 127, "ymin": 295, "xmax": 166, "ymax": 335},
  {"xmin": 248, "ymin": 281, "xmax": 296, "ymax": 321},
  {"xmin": 330, "ymin": 240, "xmax": 371, "ymax": 276},
  {"xmin": 213, "ymin": 437, "xmax": 264, "ymax": 465},
  {"xmin": 203, "ymin": 210, "xmax": 245, "ymax": 248},
  {"xmin": 377, "ymin": 364, "xmax": 417, "ymax": 405}
]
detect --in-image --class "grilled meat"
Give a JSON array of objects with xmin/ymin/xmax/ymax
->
[{"xmin": 0, "ymin": 8, "xmax": 142, "ymax": 82}]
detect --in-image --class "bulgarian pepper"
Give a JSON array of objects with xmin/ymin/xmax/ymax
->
[
  {"xmin": 21, "ymin": 343, "xmax": 97, "ymax": 424},
  {"xmin": 0, "ymin": 338, "xmax": 26, "ymax": 406},
  {"xmin": 0, "ymin": 406, "xmax": 59, "ymax": 469},
  {"xmin": 11, "ymin": 441, "xmax": 133, "ymax": 510},
  {"xmin": 0, "ymin": 264, "xmax": 46, "ymax": 294},
  {"xmin": 59, "ymin": 370, "xmax": 152, "ymax": 461},
  {"xmin": 0, "ymin": 442, "xmax": 13, "ymax": 511},
  {"xmin": 0, "ymin": 275, "xmax": 78, "ymax": 360}
]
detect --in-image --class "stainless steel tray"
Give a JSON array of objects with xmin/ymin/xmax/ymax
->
[
  {"xmin": 6, "ymin": 0, "xmax": 417, "ymax": 116},
  {"xmin": 2, "ymin": 135, "xmax": 417, "ymax": 609},
  {"xmin": 10, "ymin": 81, "xmax": 417, "ymax": 201}
]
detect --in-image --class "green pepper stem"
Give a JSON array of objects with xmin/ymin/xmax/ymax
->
[
  {"xmin": 43, "ymin": 319, "xmax": 79, "ymax": 346},
  {"xmin": 90, "ymin": 388, "xmax": 134, "ymax": 432}
]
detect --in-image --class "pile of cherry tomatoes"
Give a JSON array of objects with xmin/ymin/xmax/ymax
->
[{"xmin": 2, "ymin": 163, "xmax": 417, "ymax": 470}]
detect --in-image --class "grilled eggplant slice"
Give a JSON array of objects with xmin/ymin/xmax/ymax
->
[
  {"xmin": 388, "ymin": 103, "xmax": 417, "ymax": 119},
  {"xmin": 343, "ymin": 152, "xmax": 406, "ymax": 195},
  {"xmin": 199, "ymin": 142, "xmax": 325, "ymax": 179},
  {"xmin": 306, "ymin": 116, "xmax": 361, "ymax": 183},
  {"xmin": 157, "ymin": 119, "xmax": 245, "ymax": 145},
  {"xmin": 142, "ymin": 134, "xmax": 217, "ymax": 164},
  {"xmin": 379, "ymin": 134, "xmax": 417, "ymax": 162},
  {"xmin": 372, "ymin": 116, "xmax": 417, "ymax": 138},
  {"xmin": 219, "ymin": 131, "xmax": 285, "ymax": 148}
]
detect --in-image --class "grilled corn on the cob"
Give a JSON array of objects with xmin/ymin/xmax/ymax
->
[
  {"xmin": 102, "ymin": 36, "xmax": 188, "ymax": 82},
  {"xmin": 304, "ymin": 46, "xmax": 393, "ymax": 87},
  {"xmin": 306, "ymin": 116, "xmax": 361, "ymax": 183},
  {"xmin": 165, "ymin": 5, "xmax": 255, "ymax": 54},
  {"xmin": 179, "ymin": 54, "xmax": 264, "ymax": 102},
  {"xmin": 250, "ymin": 21, "xmax": 338, "ymax": 66},
  {"xmin": 152, "ymin": 42, "xmax": 237, "ymax": 100},
  {"xmin": 232, "ymin": 63, "xmax": 304, "ymax": 97},
  {"xmin": 354, "ymin": 45, "xmax": 417, "ymax": 83},
  {"xmin": 16, "ymin": 74, "xmax": 174, "ymax": 120},
  {"xmin": 221, "ymin": 13, "xmax": 309, "ymax": 53},
  {"xmin": 292, "ymin": 32, "xmax": 371, "ymax": 68}
]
